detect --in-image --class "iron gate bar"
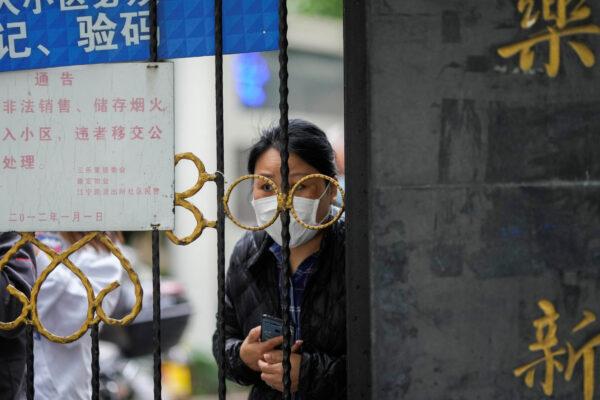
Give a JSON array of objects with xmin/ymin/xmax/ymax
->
[
  {"xmin": 91, "ymin": 323, "xmax": 100, "ymax": 400},
  {"xmin": 277, "ymin": 0, "xmax": 292, "ymax": 398},
  {"xmin": 150, "ymin": 0, "xmax": 158, "ymax": 63},
  {"xmin": 214, "ymin": 0, "xmax": 228, "ymax": 399},
  {"xmin": 26, "ymin": 323, "xmax": 34, "ymax": 400},
  {"xmin": 152, "ymin": 228, "xmax": 162, "ymax": 400},
  {"xmin": 149, "ymin": 1, "xmax": 162, "ymax": 399}
]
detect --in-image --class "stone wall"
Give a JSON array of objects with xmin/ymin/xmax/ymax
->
[{"xmin": 348, "ymin": 1, "xmax": 600, "ymax": 398}]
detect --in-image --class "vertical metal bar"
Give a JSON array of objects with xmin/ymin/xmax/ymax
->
[
  {"xmin": 214, "ymin": 1, "xmax": 227, "ymax": 400},
  {"xmin": 149, "ymin": 0, "xmax": 158, "ymax": 63},
  {"xmin": 91, "ymin": 323, "xmax": 100, "ymax": 400},
  {"xmin": 152, "ymin": 228, "xmax": 162, "ymax": 400},
  {"xmin": 26, "ymin": 324, "xmax": 34, "ymax": 400},
  {"xmin": 277, "ymin": 0, "xmax": 292, "ymax": 398},
  {"xmin": 149, "ymin": 0, "xmax": 161, "ymax": 397},
  {"xmin": 343, "ymin": 0, "xmax": 372, "ymax": 399}
]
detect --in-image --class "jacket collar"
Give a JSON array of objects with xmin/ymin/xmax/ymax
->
[
  {"xmin": 245, "ymin": 221, "xmax": 338, "ymax": 271},
  {"xmin": 246, "ymin": 230, "xmax": 272, "ymax": 270}
]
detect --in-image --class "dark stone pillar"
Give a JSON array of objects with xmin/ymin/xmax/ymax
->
[{"xmin": 345, "ymin": 1, "xmax": 600, "ymax": 399}]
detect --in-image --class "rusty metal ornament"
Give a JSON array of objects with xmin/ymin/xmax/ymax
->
[
  {"xmin": 223, "ymin": 173, "xmax": 345, "ymax": 231},
  {"xmin": 0, "ymin": 232, "xmax": 143, "ymax": 344},
  {"xmin": 166, "ymin": 152, "xmax": 217, "ymax": 245}
]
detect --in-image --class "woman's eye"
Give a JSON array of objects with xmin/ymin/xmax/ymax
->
[{"xmin": 261, "ymin": 184, "xmax": 273, "ymax": 192}]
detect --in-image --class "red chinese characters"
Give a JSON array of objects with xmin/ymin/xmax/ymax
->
[
  {"xmin": 7, "ymin": 210, "xmax": 104, "ymax": 225},
  {"xmin": 1, "ymin": 127, "xmax": 54, "ymax": 142},
  {"xmin": 2, "ymin": 154, "xmax": 35, "ymax": 170},
  {"xmin": 71, "ymin": 125, "xmax": 164, "ymax": 141}
]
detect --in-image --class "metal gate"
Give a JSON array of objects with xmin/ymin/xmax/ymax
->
[{"xmin": 0, "ymin": 1, "xmax": 346, "ymax": 399}]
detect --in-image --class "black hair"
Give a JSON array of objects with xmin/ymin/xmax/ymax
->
[{"xmin": 247, "ymin": 119, "xmax": 338, "ymax": 178}]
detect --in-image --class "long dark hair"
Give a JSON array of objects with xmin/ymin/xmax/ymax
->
[{"xmin": 247, "ymin": 119, "xmax": 338, "ymax": 178}]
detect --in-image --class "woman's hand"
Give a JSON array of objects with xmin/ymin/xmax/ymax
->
[
  {"xmin": 258, "ymin": 341, "xmax": 303, "ymax": 393},
  {"xmin": 239, "ymin": 326, "xmax": 283, "ymax": 371}
]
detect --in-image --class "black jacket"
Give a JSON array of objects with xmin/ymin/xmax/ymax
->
[
  {"xmin": 213, "ymin": 219, "xmax": 346, "ymax": 399},
  {"xmin": 0, "ymin": 233, "xmax": 36, "ymax": 400}
]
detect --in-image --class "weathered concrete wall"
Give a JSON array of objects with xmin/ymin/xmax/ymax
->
[{"xmin": 365, "ymin": 1, "xmax": 600, "ymax": 398}]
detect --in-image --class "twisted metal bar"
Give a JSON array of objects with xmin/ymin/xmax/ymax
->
[
  {"xmin": 166, "ymin": 153, "xmax": 218, "ymax": 246},
  {"xmin": 152, "ymin": 228, "xmax": 162, "ymax": 400},
  {"xmin": 149, "ymin": 3, "xmax": 161, "ymax": 395},
  {"xmin": 149, "ymin": 0, "xmax": 158, "ymax": 63},
  {"xmin": 215, "ymin": 0, "xmax": 227, "ymax": 398},
  {"xmin": 26, "ymin": 324, "xmax": 34, "ymax": 400},
  {"xmin": 277, "ymin": 0, "xmax": 292, "ymax": 397},
  {"xmin": 0, "ymin": 233, "xmax": 143, "ymax": 343},
  {"xmin": 91, "ymin": 323, "xmax": 100, "ymax": 400}
]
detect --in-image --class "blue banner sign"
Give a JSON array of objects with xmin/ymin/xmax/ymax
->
[{"xmin": 0, "ymin": 0, "xmax": 278, "ymax": 72}]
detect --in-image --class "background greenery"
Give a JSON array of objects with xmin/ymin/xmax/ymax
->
[{"xmin": 292, "ymin": 0, "xmax": 343, "ymax": 18}]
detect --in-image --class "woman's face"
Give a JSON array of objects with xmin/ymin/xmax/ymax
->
[{"xmin": 253, "ymin": 148, "xmax": 337, "ymax": 222}]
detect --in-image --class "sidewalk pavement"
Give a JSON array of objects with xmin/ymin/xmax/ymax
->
[{"xmin": 194, "ymin": 391, "xmax": 248, "ymax": 400}]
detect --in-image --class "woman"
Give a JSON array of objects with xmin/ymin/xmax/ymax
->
[
  {"xmin": 213, "ymin": 120, "xmax": 346, "ymax": 399},
  {"xmin": 33, "ymin": 232, "xmax": 124, "ymax": 400}
]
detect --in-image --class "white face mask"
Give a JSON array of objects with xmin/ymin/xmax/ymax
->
[{"xmin": 251, "ymin": 186, "xmax": 329, "ymax": 248}]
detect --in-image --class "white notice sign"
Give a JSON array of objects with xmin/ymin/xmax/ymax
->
[{"xmin": 0, "ymin": 63, "xmax": 174, "ymax": 231}]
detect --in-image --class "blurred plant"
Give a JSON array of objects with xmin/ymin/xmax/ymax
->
[
  {"xmin": 293, "ymin": 0, "xmax": 342, "ymax": 18},
  {"xmin": 189, "ymin": 351, "xmax": 246, "ymax": 395},
  {"xmin": 189, "ymin": 352, "xmax": 219, "ymax": 395}
]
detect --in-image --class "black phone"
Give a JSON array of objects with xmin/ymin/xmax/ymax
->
[{"xmin": 261, "ymin": 314, "xmax": 295, "ymax": 342}]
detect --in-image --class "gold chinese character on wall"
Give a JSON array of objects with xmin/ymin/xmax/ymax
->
[
  {"xmin": 498, "ymin": 0, "xmax": 600, "ymax": 77},
  {"xmin": 516, "ymin": 299, "xmax": 600, "ymax": 400}
]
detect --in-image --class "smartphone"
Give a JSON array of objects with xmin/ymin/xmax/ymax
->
[{"xmin": 261, "ymin": 314, "xmax": 295, "ymax": 342}]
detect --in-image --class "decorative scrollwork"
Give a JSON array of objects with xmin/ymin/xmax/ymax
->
[
  {"xmin": 0, "ymin": 232, "xmax": 143, "ymax": 344},
  {"xmin": 0, "ymin": 160, "xmax": 346, "ymax": 344},
  {"xmin": 163, "ymin": 155, "xmax": 346, "ymax": 243},
  {"xmin": 289, "ymin": 174, "xmax": 345, "ymax": 230},
  {"xmin": 166, "ymin": 152, "xmax": 217, "ymax": 245},
  {"xmin": 223, "ymin": 174, "xmax": 285, "ymax": 231},
  {"xmin": 223, "ymin": 173, "xmax": 345, "ymax": 231}
]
